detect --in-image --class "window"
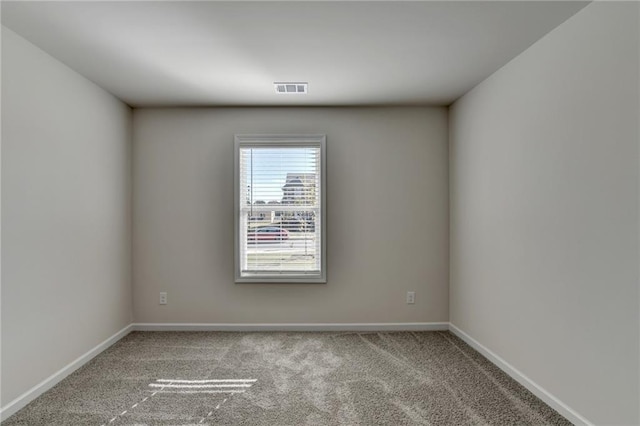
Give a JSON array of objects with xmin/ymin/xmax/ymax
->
[{"xmin": 234, "ymin": 135, "xmax": 326, "ymax": 283}]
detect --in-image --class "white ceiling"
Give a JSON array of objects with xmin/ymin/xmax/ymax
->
[{"xmin": 1, "ymin": 1, "xmax": 588, "ymax": 107}]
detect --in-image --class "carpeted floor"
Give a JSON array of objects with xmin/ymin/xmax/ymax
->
[{"xmin": 2, "ymin": 331, "xmax": 571, "ymax": 425}]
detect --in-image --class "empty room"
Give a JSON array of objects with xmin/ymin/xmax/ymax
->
[{"xmin": 1, "ymin": 1, "xmax": 638, "ymax": 425}]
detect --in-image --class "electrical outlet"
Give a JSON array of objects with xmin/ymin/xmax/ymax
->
[
  {"xmin": 159, "ymin": 292, "xmax": 167, "ymax": 305},
  {"xmin": 406, "ymin": 291, "xmax": 415, "ymax": 304}
]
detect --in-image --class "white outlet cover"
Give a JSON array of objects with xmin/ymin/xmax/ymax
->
[{"xmin": 406, "ymin": 291, "xmax": 415, "ymax": 304}]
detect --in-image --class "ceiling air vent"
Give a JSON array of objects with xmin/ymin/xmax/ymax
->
[{"xmin": 274, "ymin": 82, "xmax": 308, "ymax": 94}]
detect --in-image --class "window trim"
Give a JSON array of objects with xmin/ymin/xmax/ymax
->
[{"xmin": 234, "ymin": 134, "xmax": 327, "ymax": 283}]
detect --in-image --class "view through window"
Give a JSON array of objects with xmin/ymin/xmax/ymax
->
[{"xmin": 235, "ymin": 135, "xmax": 326, "ymax": 282}]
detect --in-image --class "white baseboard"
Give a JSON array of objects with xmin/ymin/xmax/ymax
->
[
  {"xmin": 0, "ymin": 324, "xmax": 133, "ymax": 422},
  {"xmin": 132, "ymin": 322, "xmax": 450, "ymax": 332},
  {"xmin": 448, "ymin": 323, "xmax": 592, "ymax": 426}
]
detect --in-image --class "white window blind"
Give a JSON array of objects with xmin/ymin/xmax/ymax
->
[{"xmin": 234, "ymin": 135, "xmax": 326, "ymax": 283}]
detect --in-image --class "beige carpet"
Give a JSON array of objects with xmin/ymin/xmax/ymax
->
[{"xmin": 2, "ymin": 331, "xmax": 570, "ymax": 425}]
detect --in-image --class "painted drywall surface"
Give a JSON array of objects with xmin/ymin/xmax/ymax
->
[
  {"xmin": 1, "ymin": 27, "xmax": 133, "ymax": 406},
  {"xmin": 449, "ymin": 3, "xmax": 639, "ymax": 425},
  {"xmin": 133, "ymin": 107, "xmax": 448, "ymax": 324}
]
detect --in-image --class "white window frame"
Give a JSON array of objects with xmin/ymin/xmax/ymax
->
[{"xmin": 234, "ymin": 134, "xmax": 327, "ymax": 283}]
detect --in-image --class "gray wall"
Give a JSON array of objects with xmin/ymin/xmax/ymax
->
[
  {"xmin": 1, "ymin": 27, "xmax": 133, "ymax": 406},
  {"xmin": 133, "ymin": 107, "xmax": 448, "ymax": 324},
  {"xmin": 449, "ymin": 3, "xmax": 639, "ymax": 425}
]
